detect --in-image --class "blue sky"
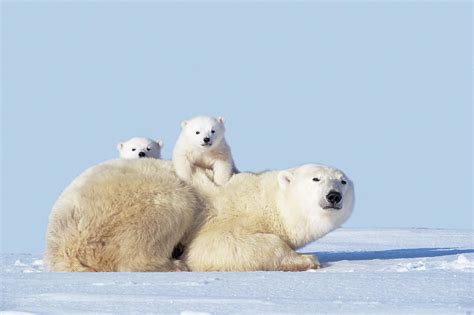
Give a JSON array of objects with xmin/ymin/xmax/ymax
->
[{"xmin": 1, "ymin": 1, "xmax": 472, "ymax": 253}]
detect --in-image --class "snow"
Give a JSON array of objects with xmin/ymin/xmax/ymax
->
[{"xmin": 1, "ymin": 228, "xmax": 473, "ymax": 314}]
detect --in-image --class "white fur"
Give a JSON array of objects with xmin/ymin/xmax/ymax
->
[
  {"xmin": 172, "ymin": 116, "xmax": 236, "ymax": 186},
  {"xmin": 44, "ymin": 160, "xmax": 354, "ymax": 272},
  {"xmin": 118, "ymin": 137, "xmax": 163, "ymax": 159},
  {"xmin": 44, "ymin": 159, "xmax": 200, "ymax": 272},
  {"xmin": 183, "ymin": 164, "xmax": 355, "ymax": 271},
  {"xmin": 276, "ymin": 165, "xmax": 355, "ymax": 249}
]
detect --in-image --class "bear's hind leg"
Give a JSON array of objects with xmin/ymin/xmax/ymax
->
[{"xmin": 117, "ymin": 256, "xmax": 188, "ymax": 272}]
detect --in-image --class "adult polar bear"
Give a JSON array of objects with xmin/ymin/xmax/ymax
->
[
  {"xmin": 184, "ymin": 164, "xmax": 354, "ymax": 271},
  {"xmin": 44, "ymin": 159, "xmax": 199, "ymax": 272},
  {"xmin": 45, "ymin": 159, "xmax": 354, "ymax": 272}
]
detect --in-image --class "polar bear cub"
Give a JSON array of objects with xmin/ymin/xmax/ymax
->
[
  {"xmin": 173, "ymin": 116, "xmax": 236, "ymax": 186},
  {"xmin": 118, "ymin": 137, "xmax": 163, "ymax": 159}
]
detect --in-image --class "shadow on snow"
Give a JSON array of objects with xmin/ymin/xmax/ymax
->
[{"xmin": 305, "ymin": 248, "xmax": 474, "ymax": 263}]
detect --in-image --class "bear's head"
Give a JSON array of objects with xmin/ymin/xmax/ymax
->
[
  {"xmin": 117, "ymin": 137, "xmax": 163, "ymax": 159},
  {"xmin": 277, "ymin": 164, "xmax": 355, "ymax": 246},
  {"xmin": 180, "ymin": 116, "xmax": 226, "ymax": 150}
]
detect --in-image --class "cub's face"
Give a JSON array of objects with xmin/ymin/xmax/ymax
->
[
  {"xmin": 118, "ymin": 137, "xmax": 163, "ymax": 159},
  {"xmin": 278, "ymin": 164, "xmax": 354, "ymax": 223},
  {"xmin": 181, "ymin": 116, "xmax": 226, "ymax": 150}
]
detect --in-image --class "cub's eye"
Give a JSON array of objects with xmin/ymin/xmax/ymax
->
[
  {"xmin": 211, "ymin": 130, "xmax": 215, "ymax": 134},
  {"xmin": 132, "ymin": 148, "xmax": 136, "ymax": 151},
  {"xmin": 196, "ymin": 131, "xmax": 200, "ymax": 135},
  {"xmin": 312, "ymin": 177, "xmax": 320, "ymax": 182},
  {"xmin": 341, "ymin": 180, "xmax": 347, "ymax": 185},
  {"xmin": 147, "ymin": 147, "xmax": 151, "ymax": 151}
]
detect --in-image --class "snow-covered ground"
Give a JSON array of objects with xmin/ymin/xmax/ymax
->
[{"xmin": 1, "ymin": 228, "xmax": 473, "ymax": 314}]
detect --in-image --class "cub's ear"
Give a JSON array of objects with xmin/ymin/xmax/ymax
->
[
  {"xmin": 156, "ymin": 139, "xmax": 163, "ymax": 147},
  {"xmin": 217, "ymin": 116, "xmax": 225, "ymax": 124},
  {"xmin": 181, "ymin": 120, "xmax": 188, "ymax": 129},
  {"xmin": 117, "ymin": 143, "xmax": 124, "ymax": 151},
  {"xmin": 278, "ymin": 171, "xmax": 293, "ymax": 190}
]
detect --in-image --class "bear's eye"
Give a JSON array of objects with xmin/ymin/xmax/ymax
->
[
  {"xmin": 312, "ymin": 177, "xmax": 320, "ymax": 182},
  {"xmin": 196, "ymin": 131, "xmax": 200, "ymax": 135},
  {"xmin": 147, "ymin": 147, "xmax": 151, "ymax": 151},
  {"xmin": 341, "ymin": 180, "xmax": 347, "ymax": 185},
  {"xmin": 132, "ymin": 148, "xmax": 136, "ymax": 151},
  {"xmin": 211, "ymin": 130, "xmax": 215, "ymax": 134}
]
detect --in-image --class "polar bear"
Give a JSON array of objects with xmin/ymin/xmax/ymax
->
[
  {"xmin": 172, "ymin": 116, "xmax": 236, "ymax": 186},
  {"xmin": 44, "ymin": 159, "xmax": 202, "ymax": 272},
  {"xmin": 45, "ymin": 160, "xmax": 354, "ymax": 272},
  {"xmin": 182, "ymin": 164, "xmax": 354, "ymax": 271},
  {"xmin": 118, "ymin": 137, "xmax": 163, "ymax": 159}
]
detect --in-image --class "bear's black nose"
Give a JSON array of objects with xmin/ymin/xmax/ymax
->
[
  {"xmin": 138, "ymin": 152, "xmax": 146, "ymax": 158},
  {"xmin": 326, "ymin": 191, "xmax": 342, "ymax": 205},
  {"xmin": 203, "ymin": 137, "xmax": 210, "ymax": 143}
]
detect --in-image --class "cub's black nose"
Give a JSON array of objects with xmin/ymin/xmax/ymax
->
[
  {"xmin": 326, "ymin": 191, "xmax": 342, "ymax": 205},
  {"xmin": 203, "ymin": 137, "xmax": 210, "ymax": 143},
  {"xmin": 138, "ymin": 152, "xmax": 146, "ymax": 158}
]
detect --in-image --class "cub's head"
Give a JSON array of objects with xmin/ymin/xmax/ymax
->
[
  {"xmin": 117, "ymin": 137, "xmax": 163, "ymax": 159},
  {"xmin": 277, "ymin": 164, "xmax": 354, "ymax": 243},
  {"xmin": 180, "ymin": 116, "xmax": 226, "ymax": 149}
]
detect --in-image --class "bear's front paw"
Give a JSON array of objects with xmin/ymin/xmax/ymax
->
[
  {"xmin": 279, "ymin": 253, "xmax": 321, "ymax": 271},
  {"xmin": 302, "ymin": 254, "xmax": 321, "ymax": 270}
]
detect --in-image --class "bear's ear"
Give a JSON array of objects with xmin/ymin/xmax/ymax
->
[
  {"xmin": 278, "ymin": 171, "xmax": 293, "ymax": 190},
  {"xmin": 156, "ymin": 139, "xmax": 163, "ymax": 147},
  {"xmin": 117, "ymin": 143, "xmax": 124, "ymax": 151},
  {"xmin": 217, "ymin": 116, "xmax": 225, "ymax": 124},
  {"xmin": 181, "ymin": 120, "xmax": 188, "ymax": 129}
]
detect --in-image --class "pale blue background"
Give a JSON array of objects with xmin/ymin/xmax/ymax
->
[{"xmin": 1, "ymin": 1, "xmax": 472, "ymax": 253}]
